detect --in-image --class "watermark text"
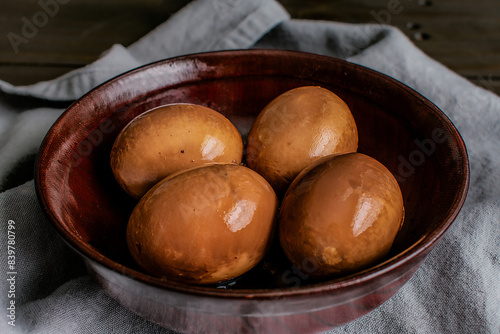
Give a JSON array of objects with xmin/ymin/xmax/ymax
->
[{"xmin": 6, "ymin": 220, "xmax": 17, "ymax": 327}]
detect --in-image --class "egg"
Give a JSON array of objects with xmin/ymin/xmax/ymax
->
[
  {"xmin": 279, "ymin": 153, "xmax": 404, "ymax": 278},
  {"xmin": 246, "ymin": 86, "xmax": 358, "ymax": 197},
  {"xmin": 110, "ymin": 103, "xmax": 243, "ymax": 199},
  {"xmin": 126, "ymin": 163, "xmax": 278, "ymax": 285}
]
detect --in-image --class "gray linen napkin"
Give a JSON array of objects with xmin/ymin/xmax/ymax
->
[{"xmin": 1, "ymin": 0, "xmax": 499, "ymax": 333}]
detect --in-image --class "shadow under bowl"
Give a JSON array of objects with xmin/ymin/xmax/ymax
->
[{"xmin": 35, "ymin": 49, "xmax": 469, "ymax": 334}]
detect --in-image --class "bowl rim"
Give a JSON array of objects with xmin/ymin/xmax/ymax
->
[{"xmin": 35, "ymin": 48, "xmax": 470, "ymax": 300}]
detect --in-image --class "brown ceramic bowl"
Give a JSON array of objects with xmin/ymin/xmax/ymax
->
[{"xmin": 35, "ymin": 50, "xmax": 469, "ymax": 333}]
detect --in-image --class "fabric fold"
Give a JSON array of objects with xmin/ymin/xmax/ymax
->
[
  {"xmin": 0, "ymin": 45, "xmax": 142, "ymax": 101},
  {"xmin": 128, "ymin": 0, "xmax": 290, "ymax": 63}
]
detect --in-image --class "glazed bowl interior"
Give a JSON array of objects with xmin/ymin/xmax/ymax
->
[{"xmin": 35, "ymin": 49, "xmax": 469, "ymax": 326}]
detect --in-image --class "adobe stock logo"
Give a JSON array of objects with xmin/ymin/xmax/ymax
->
[
  {"xmin": 7, "ymin": 0, "xmax": 71, "ymax": 54},
  {"xmin": 395, "ymin": 127, "xmax": 449, "ymax": 182}
]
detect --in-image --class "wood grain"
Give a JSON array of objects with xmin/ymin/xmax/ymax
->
[{"xmin": 1, "ymin": 0, "xmax": 498, "ymax": 95}]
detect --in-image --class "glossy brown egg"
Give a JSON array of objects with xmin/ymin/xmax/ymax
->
[
  {"xmin": 279, "ymin": 153, "xmax": 404, "ymax": 278},
  {"xmin": 246, "ymin": 86, "xmax": 358, "ymax": 197},
  {"xmin": 110, "ymin": 103, "xmax": 243, "ymax": 199},
  {"xmin": 126, "ymin": 163, "xmax": 278, "ymax": 285}
]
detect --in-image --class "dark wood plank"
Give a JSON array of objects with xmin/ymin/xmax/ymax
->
[{"xmin": 0, "ymin": 0, "xmax": 188, "ymax": 67}]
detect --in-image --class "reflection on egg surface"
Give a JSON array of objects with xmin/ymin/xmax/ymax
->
[{"xmin": 127, "ymin": 163, "xmax": 278, "ymax": 285}]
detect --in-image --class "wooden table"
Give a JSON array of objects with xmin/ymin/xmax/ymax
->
[{"xmin": 1, "ymin": 0, "xmax": 499, "ymax": 95}]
